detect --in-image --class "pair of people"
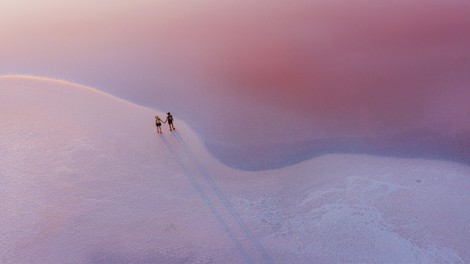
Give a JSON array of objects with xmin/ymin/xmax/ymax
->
[{"xmin": 155, "ymin": 112, "xmax": 175, "ymax": 133}]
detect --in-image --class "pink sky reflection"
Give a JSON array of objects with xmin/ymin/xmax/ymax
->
[{"xmin": 1, "ymin": 0, "xmax": 469, "ymax": 169}]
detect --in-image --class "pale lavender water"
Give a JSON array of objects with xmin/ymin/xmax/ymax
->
[{"xmin": 1, "ymin": 0, "xmax": 470, "ymax": 170}]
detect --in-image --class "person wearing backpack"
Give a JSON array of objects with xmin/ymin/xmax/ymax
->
[
  {"xmin": 155, "ymin": 116, "xmax": 164, "ymax": 133},
  {"xmin": 165, "ymin": 112, "xmax": 175, "ymax": 131}
]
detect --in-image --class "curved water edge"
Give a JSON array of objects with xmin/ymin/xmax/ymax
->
[
  {"xmin": 2, "ymin": 74, "xmax": 470, "ymax": 172},
  {"xmin": 206, "ymin": 127, "xmax": 470, "ymax": 171}
]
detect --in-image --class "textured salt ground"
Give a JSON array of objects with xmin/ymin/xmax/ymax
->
[{"xmin": 1, "ymin": 76, "xmax": 469, "ymax": 263}]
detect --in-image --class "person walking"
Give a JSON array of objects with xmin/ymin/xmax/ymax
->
[
  {"xmin": 155, "ymin": 116, "xmax": 164, "ymax": 133},
  {"xmin": 165, "ymin": 112, "xmax": 175, "ymax": 131}
]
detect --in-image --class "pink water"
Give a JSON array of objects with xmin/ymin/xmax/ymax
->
[{"xmin": 1, "ymin": 0, "xmax": 469, "ymax": 170}]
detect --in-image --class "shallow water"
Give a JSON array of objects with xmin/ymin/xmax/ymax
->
[{"xmin": 1, "ymin": 0, "xmax": 469, "ymax": 170}]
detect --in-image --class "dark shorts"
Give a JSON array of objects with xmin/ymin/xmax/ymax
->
[
  {"xmin": 168, "ymin": 120, "xmax": 173, "ymax": 125},
  {"xmin": 156, "ymin": 122, "xmax": 161, "ymax": 127}
]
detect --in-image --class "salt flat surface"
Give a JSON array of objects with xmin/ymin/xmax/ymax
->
[{"xmin": 1, "ymin": 76, "xmax": 469, "ymax": 263}]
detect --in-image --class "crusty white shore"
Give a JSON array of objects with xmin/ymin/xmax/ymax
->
[{"xmin": 1, "ymin": 76, "xmax": 469, "ymax": 263}]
